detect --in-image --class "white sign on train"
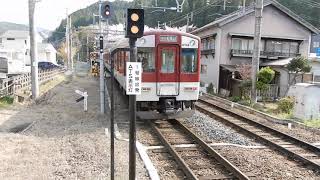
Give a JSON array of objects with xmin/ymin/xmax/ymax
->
[{"xmin": 126, "ymin": 62, "xmax": 142, "ymax": 95}]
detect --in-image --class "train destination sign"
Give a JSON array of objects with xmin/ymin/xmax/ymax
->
[
  {"xmin": 160, "ymin": 35, "xmax": 177, "ymax": 42},
  {"xmin": 126, "ymin": 62, "xmax": 142, "ymax": 95}
]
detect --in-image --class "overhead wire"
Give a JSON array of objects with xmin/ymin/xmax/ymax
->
[{"xmin": 167, "ymin": 0, "xmax": 224, "ymax": 26}]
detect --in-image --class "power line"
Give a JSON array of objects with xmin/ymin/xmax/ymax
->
[
  {"xmin": 165, "ymin": 0, "xmax": 223, "ymax": 25},
  {"xmin": 168, "ymin": 0, "xmax": 224, "ymax": 26}
]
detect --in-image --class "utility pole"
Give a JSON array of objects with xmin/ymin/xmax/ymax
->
[
  {"xmin": 69, "ymin": 16, "xmax": 73, "ymax": 71},
  {"xmin": 28, "ymin": 0, "xmax": 39, "ymax": 99},
  {"xmin": 243, "ymin": 0, "xmax": 246, "ymax": 13},
  {"xmin": 99, "ymin": 0, "xmax": 105, "ymax": 114},
  {"xmin": 186, "ymin": 14, "xmax": 189, "ymax": 32},
  {"xmin": 251, "ymin": 0, "xmax": 263, "ymax": 103},
  {"xmin": 66, "ymin": 10, "xmax": 70, "ymax": 70},
  {"xmin": 87, "ymin": 36, "xmax": 89, "ymax": 62}
]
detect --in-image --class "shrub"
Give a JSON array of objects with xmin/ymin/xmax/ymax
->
[
  {"xmin": 278, "ymin": 97, "xmax": 294, "ymax": 114},
  {"xmin": 229, "ymin": 96, "xmax": 241, "ymax": 102},
  {"xmin": 0, "ymin": 96, "xmax": 14, "ymax": 104},
  {"xmin": 206, "ymin": 83, "xmax": 215, "ymax": 95}
]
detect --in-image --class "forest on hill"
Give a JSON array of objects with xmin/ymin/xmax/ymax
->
[{"xmin": 49, "ymin": 0, "xmax": 320, "ymax": 45}]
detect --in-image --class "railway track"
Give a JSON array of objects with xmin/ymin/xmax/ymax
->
[
  {"xmin": 148, "ymin": 119, "xmax": 251, "ymax": 180},
  {"xmin": 197, "ymin": 96, "xmax": 320, "ymax": 171}
]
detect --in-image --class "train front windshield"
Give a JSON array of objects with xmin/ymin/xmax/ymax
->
[{"xmin": 181, "ymin": 48, "xmax": 198, "ymax": 73}]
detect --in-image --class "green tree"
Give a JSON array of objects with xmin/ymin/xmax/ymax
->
[
  {"xmin": 256, "ymin": 67, "xmax": 275, "ymax": 103},
  {"xmin": 287, "ymin": 56, "xmax": 312, "ymax": 84}
]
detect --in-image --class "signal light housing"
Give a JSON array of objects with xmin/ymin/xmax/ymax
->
[
  {"xmin": 126, "ymin": 9, "xmax": 144, "ymax": 38},
  {"xmin": 102, "ymin": 3, "xmax": 110, "ymax": 19}
]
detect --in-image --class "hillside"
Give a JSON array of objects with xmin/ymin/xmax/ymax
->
[
  {"xmin": 49, "ymin": 0, "xmax": 320, "ymax": 46},
  {"xmin": 0, "ymin": 22, "xmax": 29, "ymax": 33},
  {"xmin": 0, "ymin": 21, "xmax": 52, "ymax": 39},
  {"xmin": 48, "ymin": 0, "xmax": 133, "ymax": 46}
]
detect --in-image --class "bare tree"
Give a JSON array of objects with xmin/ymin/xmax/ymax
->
[{"xmin": 236, "ymin": 63, "xmax": 252, "ymax": 80}]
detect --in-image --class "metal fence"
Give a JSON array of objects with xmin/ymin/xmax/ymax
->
[{"xmin": 0, "ymin": 69, "xmax": 63, "ymax": 98}]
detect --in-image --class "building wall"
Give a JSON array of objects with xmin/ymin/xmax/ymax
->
[
  {"xmin": 311, "ymin": 61, "xmax": 320, "ymax": 82},
  {"xmin": 272, "ymin": 67, "xmax": 289, "ymax": 97},
  {"xmin": 220, "ymin": 5, "xmax": 311, "ymax": 65},
  {"xmin": 195, "ymin": 28, "xmax": 221, "ymax": 90},
  {"xmin": 1, "ymin": 38, "xmax": 29, "ymax": 51}
]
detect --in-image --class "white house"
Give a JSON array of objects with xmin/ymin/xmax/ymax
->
[
  {"xmin": 38, "ymin": 43, "xmax": 57, "ymax": 65},
  {"xmin": 0, "ymin": 30, "xmax": 56, "ymax": 66}
]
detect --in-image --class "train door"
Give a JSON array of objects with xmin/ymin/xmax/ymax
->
[{"xmin": 156, "ymin": 45, "xmax": 180, "ymax": 96}]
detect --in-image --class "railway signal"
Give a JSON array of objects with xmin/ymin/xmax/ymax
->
[
  {"xmin": 126, "ymin": 9, "xmax": 144, "ymax": 38},
  {"xmin": 102, "ymin": 3, "xmax": 110, "ymax": 19},
  {"xmin": 125, "ymin": 8, "xmax": 144, "ymax": 180}
]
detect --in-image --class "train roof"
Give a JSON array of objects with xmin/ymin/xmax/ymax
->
[
  {"xmin": 143, "ymin": 29, "xmax": 200, "ymax": 40},
  {"xmin": 108, "ymin": 29, "xmax": 200, "ymax": 52}
]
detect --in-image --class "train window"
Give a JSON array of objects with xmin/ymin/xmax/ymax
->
[
  {"xmin": 181, "ymin": 49, "xmax": 197, "ymax": 73},
  {"xmin": 138, "ymin": 48, "xmax": 155, "ymax": 72},
  {"xmin": 161, "ymin": 49, "xmax": 175, "ymax": 73}
]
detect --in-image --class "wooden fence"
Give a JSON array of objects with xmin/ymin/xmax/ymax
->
[{"xmin": 0, "ymin": 69, "xmax": 63, "ymax": 98}]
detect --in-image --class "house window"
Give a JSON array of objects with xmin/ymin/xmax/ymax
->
[
  {"xmin": 314, "ymin": 42, "xmax": 320, "ymax": 48},
  {"xmin": 265, "ymin": 40, "xmax": 299, "ymax": 56},
  {"xmin": 232, "ymin": 38, "xmax": 253, "ymax": 51},
  {"xmin": 201, "ymin": 64, "xmax": 207, "ymax": 74},
  {"xmin": 201, "ymin": 37, "xmax": 215, "ymax": 50},
  {"xmin": 7, "ymin": 38, "xmax": 15, "ymax": 40}
]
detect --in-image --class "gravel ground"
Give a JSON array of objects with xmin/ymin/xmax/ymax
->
[
  {"xmin": 202, "ymin": 96, "xmax": 320, "ymax": 143},
  {"xmin": 182, "ymin": 111, "xmax": 258, "ymax": 146},
  {"xmin": 216, "ymin": 146, "xmax": 320, "ymax": 179},
  {"xmin": 0, "ymin": 62, "xmax": 148, "ymax": 179}
]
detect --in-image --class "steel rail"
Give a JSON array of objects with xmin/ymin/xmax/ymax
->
[
  {"xmin": 199, "ymin": 97, "xmax": 320, "ymax": 154},
  {"xmin": 148, "ymin": 121, "xmax": 198, "ymax": 180},
  {"xmin": 173, "ymin": 119, "xmax": 250, "ymax": 180},
  {"xmin": 197, "ymin": 99, "xmax": 320, "ymax": 171}
]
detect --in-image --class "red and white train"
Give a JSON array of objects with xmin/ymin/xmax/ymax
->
[{"xmin": 104, "ymin": 30, "xmax": 200, "ymax": 119}]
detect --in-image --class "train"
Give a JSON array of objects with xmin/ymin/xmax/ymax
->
[{"xmin": 104, "ymin": 30, "xmax": 201, "ymax": 119}]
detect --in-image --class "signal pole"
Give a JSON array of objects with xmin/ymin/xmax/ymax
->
[
  {"xmin": 251, "ymin": 0, "xmax": 263, "ymax": 103},
  {"xmin": 99, "ymin": 0, "xmax": 105, "ymax": 114},
  {"xmin": 129, "ymin": 37, "xmax": 138, "ymax": 180},
  {"xmin": 28, "ymin": 0, "xmax": 39, "ymax": 99}
]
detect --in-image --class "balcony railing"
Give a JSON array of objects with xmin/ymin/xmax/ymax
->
[
  {"xmin": 231, "ymin": 49, "xmax": 301, "ymax": 58},
  {"xmin": 261, "ymin": 51, "xmax": 301, "ymax": 57},
  {"xmin": 201, "ymin": 49, "xmax": 215, "ymax": 56},
  {"xmin": 231, "ymin": 49, "xmax": 253, "ymax": 55}
]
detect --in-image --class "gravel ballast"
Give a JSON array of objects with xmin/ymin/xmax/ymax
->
[{"xmin": 183, "ymin": 111, "xmax": 257, "ymax": 146}]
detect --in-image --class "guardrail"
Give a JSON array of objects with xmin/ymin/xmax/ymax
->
[{"xmin": 0, "ymin": 68, "xmax": 63, "ymax": 98}]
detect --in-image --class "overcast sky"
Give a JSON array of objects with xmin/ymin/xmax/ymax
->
[{"xmin": 0, "ymin": 0, "xmax": 126, "ymax": 30}]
